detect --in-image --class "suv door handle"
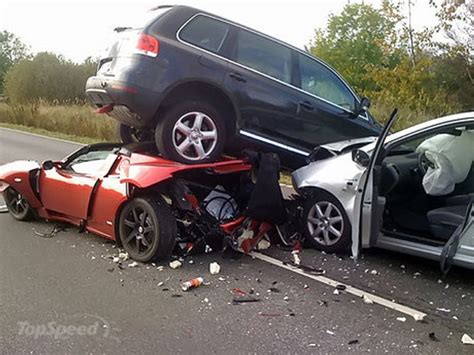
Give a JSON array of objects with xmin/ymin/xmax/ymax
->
[
  {"xmin": 229, "ymin": 72, "xmax": 247, "ymax": 83},
  {"xmin": 298, "ymin": 101, "xmax": 314, "ymax": 112}
]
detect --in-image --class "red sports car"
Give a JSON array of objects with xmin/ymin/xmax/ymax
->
[{"xmin": 0, "ymin": 142, "xmax": 262, "ymax": 261}]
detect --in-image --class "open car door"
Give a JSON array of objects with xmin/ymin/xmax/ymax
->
[
  {"xmin": 351, "ymin": 110, "xmax": 399, "ymax": 258},
  {"xmin": 441, "ymin": 199, "xmax": 474, "ymax": 273},
  {"xmin": 39, "ymin": 144, "xmax": 119, "ymax": 221}
]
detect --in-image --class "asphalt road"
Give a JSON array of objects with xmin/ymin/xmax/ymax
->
[{"xmin": 0, "ymin": 128, "xmax": 473, "ymax": 354}]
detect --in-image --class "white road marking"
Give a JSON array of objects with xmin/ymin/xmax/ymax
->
[
  {"xmin": 0, "ymin": 127, "xmax": 83, "ymax": 146},
  {"xmin": 251, "ymin": 252, "xmax": 427, "ymax": 321}
]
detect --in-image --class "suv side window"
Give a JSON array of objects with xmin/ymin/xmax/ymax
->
[
  {"xmin": 179, "ymin": 15, "xmax": 230, "ymax": 54},
  {"xmin": 299, "ymin": 54, "xmax": 356, "ymax": 112},
  {"xmin": 236, "ymin": 30, "xmax": 292, "ymax": 84}
]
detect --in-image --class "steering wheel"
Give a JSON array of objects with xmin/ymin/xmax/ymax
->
[{"xmin": 418, "ymin": 152, "xmax": 435, "ymax": 175}]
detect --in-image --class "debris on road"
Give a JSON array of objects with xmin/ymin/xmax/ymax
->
[
  {"xmin": 182, "ymin": 277, "xmax": 204, "ymax": 291},
  {"xmin": 34, "ymin": 224, "xmax": 66, "ymax": 238},
  {"xmin": 128, "ymin": 261, "xmax": 139, "ymax": 268},
  {"xmin": 268, "ymin": 287, "xmax": 280, "ymax": 293},
  {"xmin": 348, "ymin": 340, "xmax": 359, "ymax": 345},
  {"xmin": 297, "ymin": 264, "xmax": 325, "ymax": 275},
  {"xmin": 429, "ymin": 332, "xmax": 439, "ymax": 342},
  {"xmin": 396, "ymin": 317, "xmax": 407, "ymax": 322},
  {"xmin": 336, "ymin": 284, "xmax": 347, "ymax": 291},
  {"xmin": 333, "ymin": 289, "xmax": 340, "ymax": 295},
  {"xmin": 461, "ymin": 334, "xmax": 474, "ymax": 345},
  {"xmin": 169, "ymin": 260, "xmax": 182, "ymax": 269},
  {"xmin": 232, "ymin": 288, "xmax": 247, "ymax": 296},
  {"xmin": 209, "ymin": 262, "xmax": 221, "ymax": 275},
  {"xmin": 436, "ymin": 307, "xmax": 451, "ymax": 313},
  {"xmin": 157, "ymin": 266, "xmax": 164, "ymax": 271},
  {"xmin": 157, "ymin": 282, "xmax": 164, "ymax": 287},
  {"xmin": 326, "ymin": 330, "xmax": 334, "ymax": 335},
  {"xmin": 413, "ymin": 313, "xmax": 425, "ymax": 322},
  {"xmin": 232, "ymin": 295, "xmax": 260, "ymax": 304},
  {"xmin": 291, "ymin": 250, "xmax": 301, "ymax": 266},
  {"xmin": 118, "ymin": 252, "xmax": 129, "ymax": 261},
  {"xmin": 363, "ymin": 295, "xmax": 374, "ymax": 304}
]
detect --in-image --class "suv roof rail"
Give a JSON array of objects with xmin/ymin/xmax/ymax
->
[{"xmin": 148, "ymin": 4, "xmax": 175, "ymax": 11}]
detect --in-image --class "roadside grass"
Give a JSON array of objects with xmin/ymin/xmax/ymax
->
[{"xmin": 0, "ymin": 102, "xmax": 116, "ymax": 142}]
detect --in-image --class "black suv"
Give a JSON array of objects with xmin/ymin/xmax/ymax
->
[{"xmin": 86, "ymin": 5, "xmax": 381, "ymax": 168}]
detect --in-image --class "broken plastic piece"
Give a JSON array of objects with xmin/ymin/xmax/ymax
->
[
  {"xmin": 462, "ymin": 334, "xmax": 474, "ymax": 345},
  {"xmin": 209, "ymin": 262, "xmax": 221, "ymax": 275},
  {"xmin": 413, "ymin": 313, "xmax": 425, "ymax": 322},
  {"xmin": 169, "ymin": 260, "xmax": 182, "ymax": 269},
  {"xmin": 396, "ymin": 317, "xmax": 407, "ymax": 322},
  {"xmin": 232, "ymin": 295, "xmax": 260, "ymax": 304},
  {"xmin": 291, "ymin": 250, "xmax": 301, "ymax": 265},
  {"xmin": 232, "ymin": 288, "xmax": 247, "ymax": 296},
  {"xmin": 182, "ymin": 277, "xmax": 204, "ymax": 291},
  {"xmin": 257, "ymin": 238, "xmax": 271, "ymax": 250},
  {"xmin": 118, "ymin": 252, "xmax": 129, "ymax": 261},
  {"xmin": 128, "ymin": 261, "xmax": 138, "ymax": 268},
  {"xmin": 363, "ymin": 295, "xmax": 374, "ymax": 304}
]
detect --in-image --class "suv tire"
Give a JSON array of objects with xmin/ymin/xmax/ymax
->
[{"xmin": 155, "ymin": 100, "xmax": 226, "ymax": 164}]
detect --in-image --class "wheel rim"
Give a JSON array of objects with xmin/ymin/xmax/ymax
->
[
  {"xmin": 307, "ymin": 201, "xmax": 344, "ymax": 246},
  {"xmin": 172, "ymin": 111, "xmax": 218, "ymax": 161},
  {"xmin": 6, "ymin": 188, "xmax": 29, "ymax": 217},
  {"xmin": 122, "ymin": 206, "xmax": 155, "ymax": 255}
]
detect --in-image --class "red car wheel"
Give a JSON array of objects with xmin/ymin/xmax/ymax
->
[
  {"xmin": 118, "ymin": 196, "xmax": 176, "ymax": 262},
  {"xmin": 4, "ymin": 187, "xmax": 33, "ymax": 221}
]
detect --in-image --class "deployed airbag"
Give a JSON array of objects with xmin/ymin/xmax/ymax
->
[{"xmin": 417, "ymin": 131, "xmax": 474, "ymax": 195}]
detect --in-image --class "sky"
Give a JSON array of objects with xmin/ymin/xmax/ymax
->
[{"xmin": 0, "ymin": 0, "xmax": 439, "ymax": 63}]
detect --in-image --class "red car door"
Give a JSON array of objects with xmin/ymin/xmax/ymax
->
[
  {"xmin": 39, "ymin": 145, "xmax": 119, "ymax": 220},
  {"xmin": 39, "ymin": 168, "xmax": 97, "ymax": 220}
]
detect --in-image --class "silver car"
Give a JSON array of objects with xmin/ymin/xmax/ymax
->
[{"xmin": 292, "ymin": 111, "xmax": 474, "ymax": 271}]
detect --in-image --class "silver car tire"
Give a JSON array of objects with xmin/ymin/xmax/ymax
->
[{"xmin": 303, "ymin": 190, "xmax": 351, "ymax": 253}]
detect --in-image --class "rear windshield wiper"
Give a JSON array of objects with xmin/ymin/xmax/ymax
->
[{"xmin": 114, "ymin": 26, "xmax": 132, "ymax": 33}]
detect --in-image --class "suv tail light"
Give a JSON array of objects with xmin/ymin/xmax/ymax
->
[{"xmin": 135, "ymin": 33, "xmax": 159, "ymax": 57}]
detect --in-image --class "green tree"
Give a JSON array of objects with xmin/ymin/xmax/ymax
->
[
  {"xmin": 310, "ymin": 1, "xmax": 403, "ymax": 94},
  {"xmin": 4, "ymin": 52, "xmax": 97, "ymax": 103},
  {"xmin": 0, "ymin": 31, "xmax": 30, "ymax": 94},
  {"xmin": 309, "ymin": 0, "xmax": 470, "ymax": 125}
]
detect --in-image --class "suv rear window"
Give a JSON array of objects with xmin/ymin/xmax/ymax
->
[
  {"xmin": 179, "ymin": 15, "xmax": 230, "ymax": 53},
  {"xmin": 236, "ymin": 30, "xmax": 292, "ymax": 84}
]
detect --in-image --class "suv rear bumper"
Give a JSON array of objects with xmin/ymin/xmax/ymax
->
[{"xmin": 86, "ymin": 76, "xmax": 160, "ymax": 128}]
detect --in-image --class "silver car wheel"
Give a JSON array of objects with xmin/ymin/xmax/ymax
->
[
  {"xmin": 307, "ymin": 201, "xmax": 344, "ymax": 246},
  {"xmin": 172, "ymin": 111, "xmax": 218, "ymax": 161}
]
